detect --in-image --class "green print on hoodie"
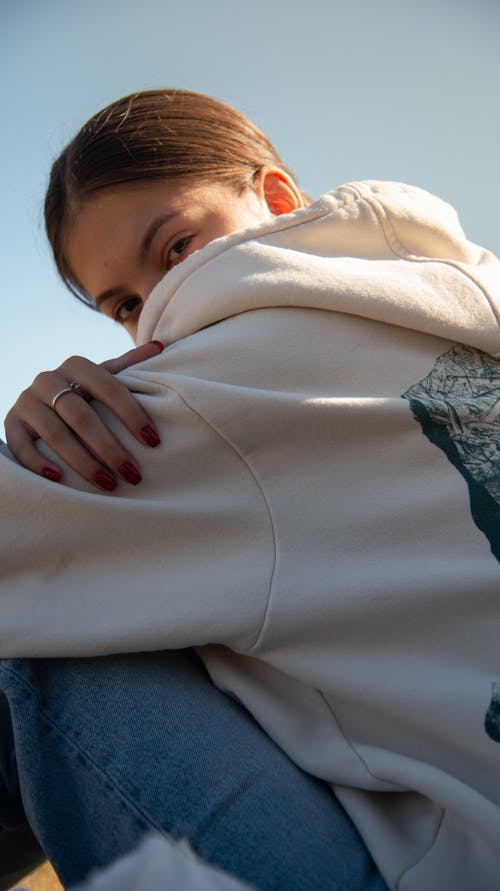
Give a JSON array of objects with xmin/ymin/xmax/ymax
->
[{"xmin": 403, "ymin": 344, "xmax": 500, "ymax": 562}]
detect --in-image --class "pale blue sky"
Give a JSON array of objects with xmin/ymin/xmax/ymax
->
[{"xmin": 1, "ymin": 0, "xmax": 499, "ymax": 430}]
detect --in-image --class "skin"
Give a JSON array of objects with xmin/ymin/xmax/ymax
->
[
  {"xmin": 66, "ymin": 175, "xmax": 289, "ymax": 342},
  {"xmin": 5, "ymin": 169, "xmax": 303, "ymax": 490}
]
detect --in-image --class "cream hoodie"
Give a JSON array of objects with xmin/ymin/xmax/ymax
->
[{"xmin": 1, "ymin": 182, "xmax": 499, "ymax": 891}]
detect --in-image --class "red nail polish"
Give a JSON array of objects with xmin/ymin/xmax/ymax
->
[
  {"xmin": 119, "ymin": 462, "xmax": 142, "ymax": 485},
  {"xmin": 140, "ymin": 425, "xmax": 161, "ymax": 447},
  {"xmin": 95, "ymin": 471, "xmax": 117, "ymax": 491},
  {"xmin": 150, "ymin": 340, "xmax": 164, "ymax": 351},
  {"xmin": 42, "ymin": 467, "xmax": 61, "ymax": 482}
]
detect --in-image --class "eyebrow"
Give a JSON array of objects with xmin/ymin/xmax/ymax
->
[
  {"xmin": 139, "ymin": 210, "xmax": 180, "ymax": 261},
  {"xmin": 94, "ymin": 210, "xmax": 181, "ymax": 308}
]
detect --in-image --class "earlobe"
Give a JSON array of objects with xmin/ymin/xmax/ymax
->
[{"xmin": 258, "ymin": 168, "xmax": 304, "ymax": 217}]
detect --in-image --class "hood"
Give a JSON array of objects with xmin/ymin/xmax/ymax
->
[{"xmin": 137, "ymin": 181, "xmax": 500, "ymax": 358}]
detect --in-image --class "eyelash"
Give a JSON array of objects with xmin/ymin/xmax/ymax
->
[
  {"xmin": 114, "ymin": 297, "xmax": 141, "ymax": 324},
  {"xmin": 165, "ymin": 235, "xmax": 193, "ymax": 269}
]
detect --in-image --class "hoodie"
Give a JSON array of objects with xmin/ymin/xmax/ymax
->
[{"xmin": 1, "ymin": 182, "xmax": 499, "ymax": 890}]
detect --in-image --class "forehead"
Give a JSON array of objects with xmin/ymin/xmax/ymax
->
[
  {"xmin": 76, "ymin": 176, "xmax": 229, "ymax": 218},
  {"xmin": 66, "ymin": 178, "xmax": 230, "ymax": 248},
  {"xmin": 65, "ymin": 181, "xmax": 200, "ymax": 274},
  {"xmin": 69, "ymin": 179, "xmax": 186, "ymax": 235}
]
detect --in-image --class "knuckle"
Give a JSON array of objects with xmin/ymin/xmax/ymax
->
[
  {"xmin": 97, "ymin": 377, "xmax": 124, "ymax": 402},
  {"xmin": 39, "ymin": 411, "xmax": 67, "ymax": 443},
  {"xmin": 4, "ymin": 421, "xmax": 20, "ymax": 447},
  {"xmin": 33, "ymin": 370, "xmax": 55, "ymax": 391},
  {"xmin": 61, "ymin": 354, "xmax": 84, "ymax": 371},
  {"xmin": 8, "ymin": 442, "xmax": 35, "ymax": 468},
  {"xmin": 4, "ymin": 407, "xmax": 16, "ymax": 427},
  {"xmin": 4, "ymin": 419, "xmax": 29, "ymax": 446},
  {"xmin": 36, "ymin": 427, "xmax": 60, "ymax": 452},
  {"xmin": 5, "ymin": 399, "xmax": 33, "ymax": 429},
  {"xmin": 61, "ymin": 400, "xmax": 92, "ymax": 429}
]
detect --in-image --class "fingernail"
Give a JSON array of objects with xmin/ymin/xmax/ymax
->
[
  {"xmin": 141, "ymin": 425, "xmax": 161, "ymax": 447},
  {"xmin": 95, "ymin": 471, "xmax": 117, "ymax": 491},
  {"xmin": 119, "ymin": 461, "xmax": 142, "ymax": 485},
  {"xmin": 42, "ymin": 467, "xmax": 61, "ymax": 482},
  {"xmin": 150, "ymin": 340, "xmax": 164, "ymax": 351}
]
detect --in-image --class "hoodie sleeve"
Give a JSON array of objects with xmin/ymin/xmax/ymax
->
[{"xmin": 0, "ymin": 375, "xmax": 274, "ymax": 658}]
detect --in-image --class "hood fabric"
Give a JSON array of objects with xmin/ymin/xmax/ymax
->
[{"xmin": 138, "ymin": 180, "xmax": 500, "ymax": 356}]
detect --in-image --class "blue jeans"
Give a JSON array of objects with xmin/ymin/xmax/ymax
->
[{"xmin": 0, "ymin": 652, "xmax": 387, "ymax": 890}]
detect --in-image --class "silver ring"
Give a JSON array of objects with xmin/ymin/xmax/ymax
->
[{"xmin": 51, "ymin": 380, "xmax": 84, "ymax": 411}]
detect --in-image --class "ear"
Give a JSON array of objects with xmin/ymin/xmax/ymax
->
[{"xmin": 255, "ymin": 167, "xmax": 304, "ymax": 216}]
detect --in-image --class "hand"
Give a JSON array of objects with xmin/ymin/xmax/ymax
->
[{"xmin": 4, "ymin": 341, "xmax": 164, "ymax": 491}]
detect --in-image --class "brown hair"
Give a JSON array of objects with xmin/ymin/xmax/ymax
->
[{"xmin": 44, "ymin": 89, "xmax": 298, "ymax": 306}]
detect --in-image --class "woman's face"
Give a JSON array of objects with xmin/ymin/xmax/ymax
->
[{"xmin": 65, "ymin": 178, "xmax": 278, "ymax": 342}]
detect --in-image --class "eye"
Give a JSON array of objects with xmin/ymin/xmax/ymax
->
[
  {"xmin": 166, "ymin": 236, "xmax": 193, "ymax": 269},
  {"xmin": 114, "ymin": 296, "xmax": 142, "ymax": 324}
]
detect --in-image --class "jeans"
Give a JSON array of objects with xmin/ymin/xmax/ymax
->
[{"xmin": 0, "ymin": 652, "xmax": 387, "ymax": 891}]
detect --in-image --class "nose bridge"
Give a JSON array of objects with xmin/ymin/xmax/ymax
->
[{"xmin": 142, "ymin": 267, "xmax": 166, "ymax": 304}]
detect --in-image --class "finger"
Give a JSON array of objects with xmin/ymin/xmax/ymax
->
[
  {"xmin": 101, "ymin": 340, "xmax": 164, "ymax": 375},
  {"xmin": 5, "ymin": 378, "xmax": 69, "ymax": 477},
  {"xmin": 7, "ymin": 385, "xmax": 141, "ymax": 489},
  {"xmin": 51, "ymin": 393, "xmax": 144, "ymax": 486},
  {"xmin": 57, "ymin": 356, "xmax": 162, "ymax": 448},
  {"xmin": 4, "ymin": 409, "xmax": 62, "ymax": 482},
  {"xmin": 5, "ymin": 406, "xmax": 121, "ymax": 492}
]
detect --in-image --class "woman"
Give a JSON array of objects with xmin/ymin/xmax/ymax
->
[
  {"xmin": 1, "ymin": 89, "xmax": 499, "ymax": 890},
  {"xmin": 1, "ymin": 89, "xmax": 387, "ymax": 891}
]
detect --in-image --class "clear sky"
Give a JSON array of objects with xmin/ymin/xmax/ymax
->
[{"xmin": 1, "ymin": 0, "xmax": 499, "ymax": 432}]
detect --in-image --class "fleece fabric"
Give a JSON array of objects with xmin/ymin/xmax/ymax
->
[{"xmin": 1, "ymin": 182, "xmax": 499, "ymax": 891}]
